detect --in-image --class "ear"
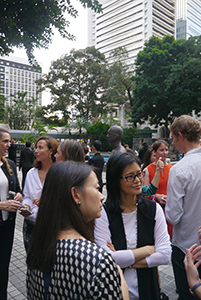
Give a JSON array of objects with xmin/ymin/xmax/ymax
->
[
  {"xmin": 178, "ymin": 132, "xmax": 184, "ymax": 140},
  {"xmin": 71, "ymin": 187, "xmax": 81, "ymax": 205}
]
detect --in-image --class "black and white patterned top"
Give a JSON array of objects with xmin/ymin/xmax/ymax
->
[{"xmin": 27, "ymin": 239, "xmax": 123, "ymax": 299}]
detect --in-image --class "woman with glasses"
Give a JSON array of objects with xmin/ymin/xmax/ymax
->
[{"xmin": 94, "ymin": 152, "xmax": 171, "ymax": 300}]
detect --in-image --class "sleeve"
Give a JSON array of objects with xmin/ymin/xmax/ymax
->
[
  {"xmin": 94, "ymin": 208, "xmax": 135, "ymax": 268},
  {"xmin": 166, "ymin": 166, "xmax": 185, "ymax": 225},
  {"xmin": 89, "ymin": 253, "xmax": 123, "ymax": 300},
  {"xmin": 22, "ymin": 170, "xmax": 33, "ymax": 208},
  {"xmin": 9, "ymin": 160, "xmax": 21, "ymax": 193},
  {"xmin": 19, "ymin": 152, "xmax": 22, "ymax": 169},
  {"xmin": 142, "ymin": 182, "xmax": 157, "ymax": 195},
  {"xmin": 146, "ymin": 203, "xmax": 171, "ymax": 268}
]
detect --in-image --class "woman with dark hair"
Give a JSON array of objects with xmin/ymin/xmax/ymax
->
[
  {"xmin": 0, "ymin": 128, "xmax": 22, "ymax": 299},
  {"xmin": 143, "ymin": 140, "xmax": 173, "ymax": 238},
  {"xmin": 55, "ymin": 139, "xmax": 84, "ymax": 162},
  {"xmin": 141, "ymin": 147, "xmax": 156, "ymax": 170},
  {"xmin": 26, "ymin": 161, "xmax": 127, "ymax": 299},
  {"xmin": 20, "ymin": 136, "xmax": 58, "ymax": 252},
  {"xmin": 94, "ymin": 152, "xmax": 171, "ymax": 300}
]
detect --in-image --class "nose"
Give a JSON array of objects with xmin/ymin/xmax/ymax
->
[{"xmin": 99, "ymin": 192, "xmax": 105, "ymax": 202}]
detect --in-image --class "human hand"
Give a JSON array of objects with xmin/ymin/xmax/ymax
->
[
  {"xmin": 33, "ymin": 197, "xmax": 40, "ymax": 207},
  {"xmin": 145, "ymin": 245, "xmax": 156, "ymax": 256},
  {"xmin": 184, "ymin": 244, "xmax": 201, "ymax": 289},
  {"xmin": 156, "ymin": 157, "xmax": 164, "ymax": 171},
  {"xmin": 19, "ymin": 204, "xmax": 33, "ymax": 217},
  {"xmin": 198, "ymin": 226, "xmax": 201, "ymax": 244},
  {"xmin": 107, "ymin": 241, "xmax": 116, "ymax": 252},
  {"xmin": 156, "ymin": 194, "xmax": 167, "ymax": 206},
  {"xmin": 2, "ymin": 200, "xmax": 21, "ymax": 212},
  {"xmin": 14, "ymin": 192, "xmax": 23, "ymax": 203}
]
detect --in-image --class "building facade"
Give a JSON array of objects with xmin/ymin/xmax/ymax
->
[
  {"xmin": 0, "ymin": 56, "xmax": 42, "ymax": 107},
  {"xmin": 88, "ymin": 0, "xmax": 175, "ymax": 65},
  {"xmin": 176, "ymin": 0, "xmax": 201, "ymax": 39}
]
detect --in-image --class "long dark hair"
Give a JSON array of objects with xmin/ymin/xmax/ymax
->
[
  {"xmin": 142, "ymin": 147, "xmax": 154, "ymax": 170},
  {"xmin": 27, "ymin": 161, "xmax": 92, "ymax": 272},
  {"xmin": 106, "ymin": 152, "xmax": 141, "ymax": 213}
]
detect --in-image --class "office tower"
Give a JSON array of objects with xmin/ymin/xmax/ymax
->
[
  {"xmin": 88, "ymin": 0, "xmax": 175, "ymax": 65},
  {"xmin": 176, "ymin": 0, "xmax": 201, "ymax": 39},
  {"xmin": 0, "ymin": 55, "xmax": 42, "ymax": 106}
]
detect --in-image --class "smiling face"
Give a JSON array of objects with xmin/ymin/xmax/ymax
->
[
  {"xmin": 35, "ymin": 139, "xmax": 52, "ymax": 163},
  {"xmin": 154, "ymin": 143, "xmax": 169, "ymax": 163},
  {"xmin": 0, "ymin": 133, "xmax": 10, "ymax": 158},
  {"xmin": 120, "ymin": 162, "xmax": 142, "ymax": 198},
  {"xmin": 76, "ymin": 171, "xmax": 104, "ymax": 222},
  {"xmin": 55, "ymin": 145, "xmax": 64, "ymax": 162}
]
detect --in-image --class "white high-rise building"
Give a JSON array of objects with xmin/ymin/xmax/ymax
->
[
  {"xmin": 0, "ymin": 55, "xmax": 42, "ymax": 107},
  {"xmin": 176, "ymin": 0, "xmax": 201, "ymax": 39},
  {"xmin": 88, "ymin": 0, "xmax": 175, "ymax": 65}
]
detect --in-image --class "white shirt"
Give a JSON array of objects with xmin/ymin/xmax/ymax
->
[
  {"xmin": 94, "ymin": 203, "xmax": 171, "ymax": 300},
  {"xmin": 166, "ymin": 147, "xmax": 201, "ymax": 253},
  {"xmin": 22, "ymin": 168, "xmax": 44, "ymax": 223},
  {"xmin": 0, "ymin": 161, "xmax": 9, "ymax": 220}
]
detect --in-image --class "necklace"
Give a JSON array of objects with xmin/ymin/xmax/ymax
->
[{"xmin": 122, "ymin": 202, "xmax": 138, "ymax": 249}]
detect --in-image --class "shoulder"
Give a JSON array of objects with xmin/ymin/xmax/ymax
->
[
  {"xmin": 26, "ymin": 167, "xmax": 37, "ymax": 178},
  {"xmin": 138, "ymin": 196, "xmax": 156, "ymax": 216}
]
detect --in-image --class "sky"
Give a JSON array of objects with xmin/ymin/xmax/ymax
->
[{"xmin": 12, "ymin": 1, "xmax": 89, "ymax": 105}]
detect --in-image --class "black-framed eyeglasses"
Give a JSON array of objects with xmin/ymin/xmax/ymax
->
[{"xmin": 121, "ymin": 171, "xmax": 145, "ymax": 183}]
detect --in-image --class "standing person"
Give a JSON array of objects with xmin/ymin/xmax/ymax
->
[
  {"xmin": 143, "ymin": 140, "xmax": 173, "ymax": 238},
  {"xmin": 19, "ymin": 141, "xmax": 35, "ymax": 189},
  {"xmin": 55, "ymin": 139, "xmax": 84, "ymax": 163},
  {"xmin": 8, "ymin": 140, "xmax": 17, "ymax": 164},
  {"xmin": 107, "ymin": 125, "xmax": 126, "ymax": 156},
  {"xmin": 0, "ymin": 128, "xmax": 22, "ymax": 300},
  {"xmin": 166, "ymin": 115, "xmax": 201, "ymax": 300},
  {"xmin": 94, "ymin": 152, "xmax": 171, "ymax": 300},
  {"xmin": 88, "ymin": 140, "xmax": 105, "ymax": 192},
  {"xmin": 26, "ymin": 161, "xmax": 128, "ymax": 300},
  {"xmin": 141, "ymin": 147, "xmax": 156, "ymax": 170},
  {"xmin": 139, "ymin": 141, "xmax": 149, "ymax": 163},
  {"xmin": 20, "ymin": 136, "xmax": 58, "ymax": 252}
]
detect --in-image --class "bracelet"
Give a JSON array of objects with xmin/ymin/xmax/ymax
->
[{"xmin": 189, "ymin": 282, "xmax": 201, "ymax": 294}]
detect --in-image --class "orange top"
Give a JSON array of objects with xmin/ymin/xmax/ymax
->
[{"xmin": 147, "ymin": 163, "xmax": 172, "ymax": 195}]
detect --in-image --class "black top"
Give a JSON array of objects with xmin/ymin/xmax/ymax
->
[
  {"xmin": 19, "ymin": 148, "xmax": 35, "ymax": 169},
  {"xmin": 88, "ymin": 153, "xmax": 104, "ymax": 187},
  {"xmin": 0, "ymin": 159, "xmax": 21, "ymax": 223}
]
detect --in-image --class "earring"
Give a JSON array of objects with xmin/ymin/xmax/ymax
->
[{"xmin": 78, "ymin": 201, "xmax": 81, "ymax": 205}]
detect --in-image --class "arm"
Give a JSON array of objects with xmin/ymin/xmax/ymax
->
[
  {"xmin": 184, "ymin": 244, "xmax": 201, "ymax": 299},
  {"xmin": 142, "ymin": 167, "xmax": 150, "ymax": 187},
  {"xmin": 94, "ymin": 208, "xmax": 155, "ymax": 268},
  {"xmin": 166, "ymin": 166, "xmax": 185, "ymax": 225}
]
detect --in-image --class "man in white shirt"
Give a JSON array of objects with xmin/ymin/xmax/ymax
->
[{"xmin": 166, "ymin": 115, "xmax": 201, "ymax": 300}]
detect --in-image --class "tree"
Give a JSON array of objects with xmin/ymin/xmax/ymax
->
[
  {"xmin": 4, "ymin": 92, "xmax": 39, "ymax": 129},
  {"xmin": 86, "ymin": 122, "xmax": 111, "ymax": 152},
  {"xmin": 0, "ymin": 0, "xmax": 102, "ymax": 67},
  {"xmin": 37, "ymin": 47, "xmax": 109, "ymax": 127},
  {"xmin": 106, "ymin": 47, "xmax": 135, "ymax": 107},
  {"xmin": 131, "ymin": 35, "xmax": 201, "ymax": 136}
]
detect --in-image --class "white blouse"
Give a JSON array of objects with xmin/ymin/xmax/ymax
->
[
  {"xmin": 94, "ymin": 203, "xmax": 171, "ymax": 300},
  {"xmin": 22, "ymin": 168, "xmax": 44, "ymax": 223}
]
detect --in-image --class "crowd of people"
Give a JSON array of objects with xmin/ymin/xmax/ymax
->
[{"xmin": 1, "ymin": 115, "xmax": 201, "ymax": 299}]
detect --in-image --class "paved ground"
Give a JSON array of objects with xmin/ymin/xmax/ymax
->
[{"xmin": 7, "ymin": 170, "xmax": 178, "ymax": 299}]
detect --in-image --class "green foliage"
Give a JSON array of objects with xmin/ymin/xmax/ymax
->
[
  {"xmin": 4, "ymin": 92, "xmax": 39, "ymax": 129},
  {"xmin": 86, "ymin": 122, "xmax": 111, "ymax": 152},
  {"xmin": 106, "ymin": 47, "xmax": 135, "ymax": 107},
  {"xmin": 122, "ymin": 127, "xmax": 141, "ymax": 148},
  {"xmin": 131, "ymin": 35, "xmax": 201, "ymax": 136},
  {"xmin": 0, "ymin": 0, "xmax": 102, "ymax": 68},
  {"xmin": 37, "ymin": 47, "xmax": 110, "ymax": 130}
]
